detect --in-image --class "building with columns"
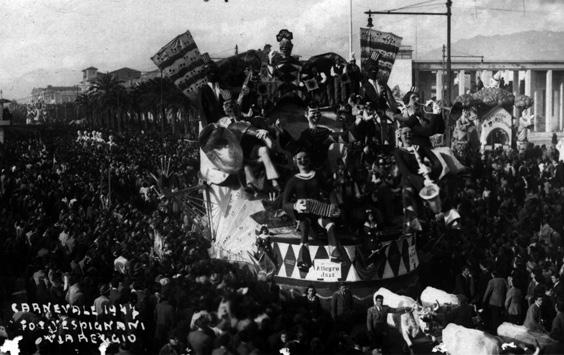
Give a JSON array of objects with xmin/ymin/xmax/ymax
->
[{"xmin": 410, "ymin": 60, "xmax": 564, "ymax": 143}]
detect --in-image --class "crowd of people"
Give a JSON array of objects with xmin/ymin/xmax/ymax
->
[{"xmin": 3, "ymin": 34, "xmax": 564, "ymax": 353}]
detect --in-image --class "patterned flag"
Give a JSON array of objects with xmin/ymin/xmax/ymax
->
[
  {"xmin": 360, "ymin": 28, "xmax": 403, "ymax": 83},
  {"xmin": 151, "ymin": 30, "xmax": 208, "ymax": 100}
]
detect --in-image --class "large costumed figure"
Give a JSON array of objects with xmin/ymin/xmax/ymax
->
[{"xmin": 268, "ymin": 29, "xmax": 302, "ymax": 98}]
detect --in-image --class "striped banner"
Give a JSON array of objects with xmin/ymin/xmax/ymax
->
[
  {"xmin": 151, "ymin": 31, "xmax": 208, "ymax": 100},
  {"xmin": 360, "ymin": 28, "xmax": 403, "ymax": 83}
]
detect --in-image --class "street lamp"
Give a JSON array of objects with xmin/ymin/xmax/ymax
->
[{"xmin": 366, "ymin": 13, "xmax": 374, "ymax": 28}]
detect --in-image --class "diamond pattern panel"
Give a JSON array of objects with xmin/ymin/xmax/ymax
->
[
  {"xmin": 284, "ymin": 243, "xmax": 296, "ymax": 277},
  {"xmin": 401, "ymin": 238, "xmax": 410, "ymax": 272},
  {"xmin": 314, "ymin": 245, "xmax": 329, "ymax": 260}
]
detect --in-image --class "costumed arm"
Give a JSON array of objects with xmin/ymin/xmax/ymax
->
[
  {"xmin": 394, "ymin": 149, "xmax": 413, "ymax": 179},
  {"xmin": 418, "ymin": 146, "xmax": 442, "ymax": 181},
  {"xmin": 282, "ymin": 177, "xmax": 298, "ymax": 211}
]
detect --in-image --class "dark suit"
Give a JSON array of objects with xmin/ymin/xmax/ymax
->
[
  {"xmin": 483, "ymin": 277, "xmax": 508, "ymax": 332},
  {"xmin": 367, "ymin": 305, "xmax": 391, "ymax": 350},
  {"xmin": 331, "ymin": 289, "xmax": 354, "ymax": 327},
  {"xmin": 361, "ymin": 80, "xmax": 389, "ymax": 111}
]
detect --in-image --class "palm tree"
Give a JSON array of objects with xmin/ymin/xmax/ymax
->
[
  {"xmin": 89, "ymin": 74, "xmax": 126, "ymax": 131},
  {"xmin": 76, "ymin": 93, "xmax": 94, "ymax": 127}
]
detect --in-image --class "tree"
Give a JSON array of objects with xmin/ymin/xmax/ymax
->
[{"xmin": 89, "ymin": 73, "xmax": 126, "ymax": 131}]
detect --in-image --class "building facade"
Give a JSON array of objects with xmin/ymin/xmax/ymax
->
[
  {"xmin": 412, "ymin": 60, "xmax": 564, "ymax": 135},
  {"xmin": 31, "ymin": 85, "xmax": 79, "ymax": 104}
]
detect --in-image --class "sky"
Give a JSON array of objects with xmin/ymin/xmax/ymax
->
[{"xmin": 1, "ymin": 0, "xmax": 563, "ymax": 100}]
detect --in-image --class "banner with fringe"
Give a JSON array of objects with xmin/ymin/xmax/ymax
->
[
  {"xmin": 360, "ymin": 28, "xmax": 402, "ymax": 83},
  {"xmin": 151, "ymin": 30, "xmax": 208, "ymax": 100}
]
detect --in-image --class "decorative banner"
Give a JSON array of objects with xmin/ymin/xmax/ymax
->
[
  {"xmin": 312, "ymin": 259, "xmax": 341, "ymax": 281},
  {"xmin": 360, "ymin": 28, "xmax": 403, "ymax": 83},
  {"xmin": 151, "ymin": 30, "xmax": 208, "ymax": 100}
]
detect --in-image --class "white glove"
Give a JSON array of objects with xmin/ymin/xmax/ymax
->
[{"xmin": 294, "ymin": 199, "xmax": 307, "ymax": 213}]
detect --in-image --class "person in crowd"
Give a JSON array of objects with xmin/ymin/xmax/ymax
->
[
  {"xmin": 158, "ymin": 334, "xmax": 185, "ymax": 355},
  {"xmin": 505, "ymin": 275, "xmax": 525, "ymax": 324},
  {"xmin": 331, "ymin": 283, "xmax": 354, "ymax": 328},
  {"xmin": 187, "ymin": 312, "xmax": 215, "ymax": 355},
  {"xmin": 482, "ymin": 269, "xmax": 508, "ymax": 333},
  {"xmin": 454, "ymin": 265, "xmax": 475, "ymax": 302},
  {"xmin": 303, "ymin": 285, "xmax": 322, "ymax": 317},
  {"xmin": 524, "ymin": 294, "xmax": 546, "ymax": 332},
  {"xmin": 366, "ymin": 294, "xmax": 411, "ymax": 353}
]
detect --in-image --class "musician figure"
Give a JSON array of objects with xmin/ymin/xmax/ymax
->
[
  {"xmin": 397, "ymin": 90, "xmax": 444, "ymax": 149},
  {"xmin": 282, "ymin": 149, "xmax": 343, "ymax": 262},
  {"xmin": 217, "ymin": 94, "xmax": 281, "ymax": 193},
  {"xmin": 394, "ymin": 127, "xmax": 441, "ymax": 220}
]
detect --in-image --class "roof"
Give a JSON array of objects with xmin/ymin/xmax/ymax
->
[
  {"xmin": 110, "ymin": 67, "xmax": 141, "ymax": 74},
  {"xmin": 83, "ymin": 66, "xmax": 98, "ymax": 71},
  {"xmin": 44, "ymin": 86, "xmax": 79, "ymax": 92}
]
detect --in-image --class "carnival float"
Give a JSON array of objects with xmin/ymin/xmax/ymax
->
[{"xmin": 149, "ymin": 28, "xmax": 464, "ymax": 299}]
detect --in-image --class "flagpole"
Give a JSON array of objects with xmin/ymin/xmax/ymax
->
[{"xmin": 349, "ymin": 0, "xmax": 353, "ymax": 58}]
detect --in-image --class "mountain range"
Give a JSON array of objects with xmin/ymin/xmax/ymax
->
[
  {"xmin": 418, "ymin": 30, "xmax": 564, "ymax": 61},
  {"xmin": 3, "ymin": 30, "xmax": 564, "ymax": 103}
]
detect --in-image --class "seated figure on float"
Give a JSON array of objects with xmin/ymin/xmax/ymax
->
[
  {"xmin": 222, "ymin": 94, "xmax": 280, "ymax": 193},
  {"xmin": 205, "ymin": 91, "xmax": 280, "ymax": 193},
  {"xmin": 394, "ymin": 126, "xmax": 442, "ymax": 228},
  {"xmin": 282, "ymin": 148, "xmax": 343, "ymax": 263}
]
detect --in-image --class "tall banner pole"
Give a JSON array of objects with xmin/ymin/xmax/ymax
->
[{"xmin": 349, "ymin": 0, "xmax": 353, "ymax": 58}]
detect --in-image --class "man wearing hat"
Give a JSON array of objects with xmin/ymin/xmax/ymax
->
[
  {"xmin": 345, "ymin": 54, "xmax": 361, "ymax": 95},
  {"xmin": 199, "ymin": 61, "xmax": 228, "ymax": 125}
]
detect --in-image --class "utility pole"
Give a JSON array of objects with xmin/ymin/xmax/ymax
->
[
  {"xmin": 364, "ymin": 0, "xmax": 454, "ymax": 104},
  {"xmin": 235, "ymin": 44, "xmax": 238, "ymax": 55},
  {"xmin": 349, "ymin": 0, "xmax": 353, "ymax": 58},
  {"xmin": 446, "ymin": 0, "xmax": 452, "ymax": 105}
]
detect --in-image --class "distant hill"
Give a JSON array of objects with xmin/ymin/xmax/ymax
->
[{"xmin": 419, "ymin": 30, "xmax": 564, "ymax": 61}]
